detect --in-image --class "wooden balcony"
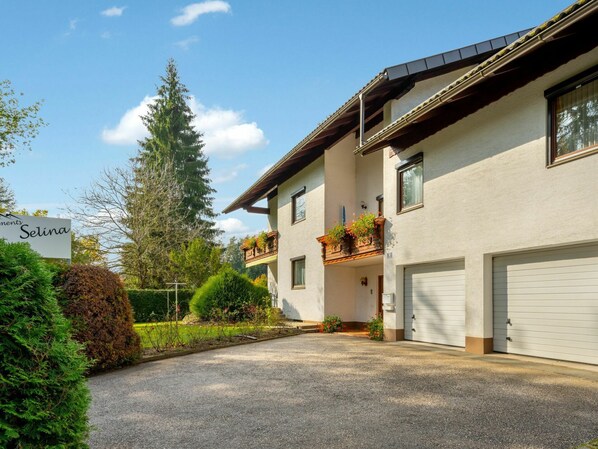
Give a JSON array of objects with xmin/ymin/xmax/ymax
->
[
  {"xmin": 241, "ymin": 231, "xmax": 279, "ymax": 267},
  {"xmin": 317, "ymin": 217, "xmax": 385, "ymax": 265}
]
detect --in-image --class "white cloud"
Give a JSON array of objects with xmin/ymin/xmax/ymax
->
[
  {"xmin": 258, "ymin": 163, "xmax": 273, "ymax": 176},
  {"xmin": 101, "ymin": 31, "xmax": 112, "ymax": 39},
  {"xmin": 215, "ymin": 217, "xmax": 248, "ymax": 235},
  {"xmin": 102, "ymin": 96, "xmax": 156, "ymax": 145},
  {"xmin": 175, "ymin": 36, "xmax": 199, "ymax": 50},
  {"xmin": 188, "ymin": 97, "xmax": 268, "ymax": 158},
  {"xmin": 69, "ymin": 19, "xmax": 79, "ymax": 30},
  {"xmin": 103, "ymin": 96, "xmax": 268, "ymax": 158},
  {"xmin": 214, "ymin": 163, "xmax": 248, "ymax": 184},
  {"xmin": 171, "ymin": 1, "xmax": 231, "ymax": 26},
  {"xmin": 101, "ymin": 6, "xmax": 126, "ymax": 17}
]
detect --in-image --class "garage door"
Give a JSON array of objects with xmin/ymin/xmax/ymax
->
[
  {"xmin": 494, "ymin": 244, "xmax": 598, "ymax": 365},
  {"xmin": 404, "ymin": 260, "xmax": 465, "ymax": 347}
]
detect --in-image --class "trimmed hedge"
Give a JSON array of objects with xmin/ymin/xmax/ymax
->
[
  {"xmin": 190, "ymin": 267, "xmax": 270, "ymax": 321},
  {"xmin": 127, "ymin": 289, "xmax": 194, "ymax": 323},
  {"xmin": 57, "ymin": 265, "xmax": 141, "ymax": 373},
  {"xmin": 0, "ymin": 240, "xmax": 90, "ymax": 447}
]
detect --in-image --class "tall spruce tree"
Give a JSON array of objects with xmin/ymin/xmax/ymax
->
[{"xmin": 138, "ymin": 59, "xmax": 218, "ymax": 241}]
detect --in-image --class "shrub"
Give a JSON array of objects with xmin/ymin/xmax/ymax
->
[
  {"xmin": 127, "ymin": 289, "xmax": 194, "ymax": 323},
  {"xmin": 0, "ymin": 240, "xmax": 90, "ymax": 447},
  {"xmin": 190, "ymin": 267, "xmax": 270, "ymax": 321},
  {"xmin": 322, "ymin": 315, "xmax": 342, "ymax": 333},
  {"xmin": 253, "ymin": 273, "xmax": 268, "ymax": 288},
  {"xmin": 326, "ymin": 223, "xmax": 347, "ymax": 246},
  {"xmin": 57, "ymin": 265, "xmax": 141, "ymax": 372},
  {"xmin": 367, "ymin": 316, "xmax": 384, "ymax": 341},
  {"xmin": 349, "ymin": 212, "xmax": 376, "ymax": 240}
]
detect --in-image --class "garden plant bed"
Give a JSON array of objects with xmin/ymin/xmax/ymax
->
[{"xmin": 134, "ymin": 322, "xmax": 302, "ymax": 363}]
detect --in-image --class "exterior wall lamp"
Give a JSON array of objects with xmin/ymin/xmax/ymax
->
[{"xmin": 360, "ymin": 277, "xmax": 368, "ymax": 286}]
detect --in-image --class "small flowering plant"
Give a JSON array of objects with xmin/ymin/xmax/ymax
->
[
  {"xmin": 322, "ymin": 315, "xmax": 342, "ymax": 333},
  {"xmin": 243, "ymin": 236, "xmax": 257, "ymax": 249},
  {"xmin": 326, "ymin": 223, "xmax": 347, "ymax": 246},
  {"xmin": 349, "ymin": 213, "xmax": 376, "ymax": 241},
  {"xmin": 256, "ymin": 231, "xmax": 269, "ymax": 251}
]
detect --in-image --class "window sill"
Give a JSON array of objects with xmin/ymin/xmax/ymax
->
[
  {"xmin": 397, "ymin": 203, "xmax": 423, "ymax": 215},
  {"xmin": 292, "ymin": 218, "xmax": 306, "ymax": 225},
  {"xmin": 292, "ymin": 286, "xmax": 306, "ymax": 290},
  {"xmin": 548, "ymin": 145, "xmax": 598, "ymax": 168}
]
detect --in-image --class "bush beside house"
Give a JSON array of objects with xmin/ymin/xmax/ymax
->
[
  {"xmin": 190, "ymin": 267, "xmax": 270, "ymax": 321},
  {"xmin": 0, "ymin": 241, "xmax": 90, "ymax": 448},
  {"xmin": 57, "ymin": 265, "xmax": 141, "ymax": 373},
  {"xmin": 127, "ymin": 289, "xmax": 194, "ymax": 323}
]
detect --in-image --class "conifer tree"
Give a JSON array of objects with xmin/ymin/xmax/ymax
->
[{"xmin": 138, "ymin": 59, "xmax": 218, "ymax": 241}]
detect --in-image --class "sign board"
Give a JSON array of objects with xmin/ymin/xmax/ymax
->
[{"xmin": 0, "ymin": 213, "xmax": 71, "ymax": 259}]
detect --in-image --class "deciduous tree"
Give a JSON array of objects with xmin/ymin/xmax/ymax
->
[{"xmin": 0, "ymin": 79, "xmax": 46, "ymax": 167}]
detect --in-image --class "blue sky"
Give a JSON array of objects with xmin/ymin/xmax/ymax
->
[{"xmin": 1, "ymin": 0, "xmax": 572, "ymax": 241}]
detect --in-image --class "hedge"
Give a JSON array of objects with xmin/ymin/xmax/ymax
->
[{"xmin": 127, "ymin": 289, "xmax": 194, "ymax": 323}]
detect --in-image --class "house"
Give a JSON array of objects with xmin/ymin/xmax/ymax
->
[{"xmin": 225, "ymin": 0, "xmax": 598, "ymax": 365}]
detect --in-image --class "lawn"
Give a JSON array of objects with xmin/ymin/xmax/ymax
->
[{"xmin": 134, "ymin": 321, "xmax": 296, "ymax": 354}]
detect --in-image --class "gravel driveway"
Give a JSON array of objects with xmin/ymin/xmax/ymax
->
[{"xmin": 88, "ymin": 334, "xmax": 598, "ymax": 449}]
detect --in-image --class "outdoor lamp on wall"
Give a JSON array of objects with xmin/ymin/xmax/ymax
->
[
  {"xmin": 360, "ymin": 201, "xmax": 368, "ymax": 210},
  {"xmin": 360, "ymin": 277, "xmax": 368, "ymax": 286}
]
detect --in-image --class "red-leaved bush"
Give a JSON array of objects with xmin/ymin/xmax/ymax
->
[{"xmin": 57, "ymin": 265, "xmax": 141, "ymax": 373}]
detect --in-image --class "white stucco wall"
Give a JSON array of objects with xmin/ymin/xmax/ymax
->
[
  {"xmin": 277, "ymin": 157, "xmax": 326, "ymax": 321},
  {"xmin": 324, "ymin": 134, "xmax": 356, "ymax": 228},
  {"xmin": 390, "ymin": 67, "xmax": 473, "ymax": 121},
  {"xmin": 382, "ymin": 48, "xmax": 598, "ymax": 340}
]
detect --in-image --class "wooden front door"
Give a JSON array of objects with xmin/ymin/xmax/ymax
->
[{"xmin": 377, "ymin": 275, "xmax": 384, "ymax": 318}]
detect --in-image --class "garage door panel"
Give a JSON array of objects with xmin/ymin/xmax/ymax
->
[
  {"xmin": 493, "ymin": 244, "xmax": 598, "ymax": 365},
  {"xmin": 405, "ymin": 260, "xmax": 465, "ymax": 347}
]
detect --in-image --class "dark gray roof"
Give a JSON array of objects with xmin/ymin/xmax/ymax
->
[
  {"xmin": 223, "ymin": 29, "xmax": 532, "ymax": 214},
  {"xmin": 385, "ymin": 30, "xmax": 530, "ymax": 80}
]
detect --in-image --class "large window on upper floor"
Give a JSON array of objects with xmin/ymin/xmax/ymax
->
[
  {"xmin": 396, "ymin": 153, "xmax": 423, "ymax": 213},
  {"xmin": 291, "ymin": 187, "xmax": 306, "ymax": 224},
  {"xmin": 546, "ymin": 65, "xmax": 598, "ymax": 165}
]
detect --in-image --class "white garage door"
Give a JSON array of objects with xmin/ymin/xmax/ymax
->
[
  {"xmin": 494, "ymin": 244, "xmax": 598, "ymax": 365},
  {"xmin": 404, "ymin": 260, "xmax": 465, "ymax": 347}
]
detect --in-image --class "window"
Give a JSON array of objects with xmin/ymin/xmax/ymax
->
[
  {"xmin": 292, "ymin": 187, "xmax": 306, "ymax": 223},
  {"xmin": 546, "ymin": 65, "xmax": 598, "ymax": 164},
  {"xmin": 292, "ymin": 257, "xmax": 305, "ymax": 289},
  {"xmin": 396, "ymin": 153, "xmax": 423, "ymax": 213}
]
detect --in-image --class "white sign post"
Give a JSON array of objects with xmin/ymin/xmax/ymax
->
[{"xmin": 0, "ymin": 213, "xmax": 71, "ymax": 259}]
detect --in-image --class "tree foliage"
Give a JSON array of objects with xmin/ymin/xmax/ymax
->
[
  {"xmin": 169, "ymin": 237, "xmax": 222, "ymax": 289},
  {"xmin": 138, "ymin": 59, "xmax": 218, "ymax": 241},
  {"xmin": 0, "ymin": 177, "xmax": 15, "ymax": 212},
  {"xmin": 0, "ymin": 240, "xmax": 90, "ymax": 447},
  {"xmin": 68, "ymin": 161, "xmax": 197, "ymax": 288},
  {"xmin": 71, "ymin": 231, "xmax": 106, "ymax": 265},
  {"xmin": 0, "ymin": 79, "xmax": 46, "ymax": 167},
  {"xmin": 222, "ymin": 236, "xmax": 267, "ymax": 279}
]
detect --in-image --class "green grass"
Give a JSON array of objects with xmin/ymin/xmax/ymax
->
[
  {"xmin": 573, "ymin": 438, "xmax": 598, "ymax": 449},
  {"xmin": 133, "ymin": 321, "xmax": 267, "ymax": 351}
]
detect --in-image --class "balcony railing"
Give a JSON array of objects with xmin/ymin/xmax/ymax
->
[
  {"xmin": 241, "ymin": 231, "xmax": 279, "ymax": 267},
  {"xmin": 316, "ymin": 217, "xmax": 385, "ymax": 265}
]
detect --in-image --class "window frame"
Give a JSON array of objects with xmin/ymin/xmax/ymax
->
[
  {"xmin": 291, "ymin": 187, "xmax": 306, "ymax": 224},
  {"xmin": 396, "ymin": 153, "xmax": 424, "ymax": 214},
  {"xmin": 545, "ymin": 64, "xmax": 598, "ymax": 166},
  {"xmin": 291, "ymin": 256, "xmax": 306, "ymax": 289}
]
